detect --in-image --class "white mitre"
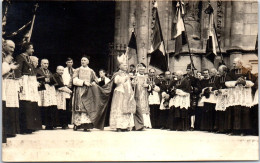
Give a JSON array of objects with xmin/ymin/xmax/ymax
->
[{"xmin": 117, "ymin": 53, "xmax": 128, "ymax": 65}]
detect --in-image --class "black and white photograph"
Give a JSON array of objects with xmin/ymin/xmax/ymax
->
[{"xmin": 1, "ymin": 0, "xmax": 259, "ymax": 161}]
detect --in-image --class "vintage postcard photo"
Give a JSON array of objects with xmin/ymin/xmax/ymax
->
[{"xmin": 1, "ymin": 0, "xmax": 259, "ymax": 161}]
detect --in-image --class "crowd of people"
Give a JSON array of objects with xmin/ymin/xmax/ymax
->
[{"xmin": 2, "ymin": 39, "xmax": 258, "ymax": 144}]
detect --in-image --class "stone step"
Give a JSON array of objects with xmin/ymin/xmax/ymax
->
[{"xmin": 2, "ymin": 128, "xmax": 259, "ymax": 161}]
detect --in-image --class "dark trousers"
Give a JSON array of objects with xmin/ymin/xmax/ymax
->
[
  {"xmin": 57, "ymin": 110, "xmax": 70, "ymax": 127},
  {"xmin": 66, "ymin": 99, "xmax": 72, "ymax": 124},
  {"xmin": 159, "ymin": 109, "xmax": 169, "ymax": 129},
  {"xmin": 19, "ymin": 101, "xmax": 42, "ymax": 133},
  {"xmin": 251, "ymin": 105, "xmax": 258, "ymax": 135},
  {"xmin": 200, "ymin": 103, "xmax": 216, "ymax": 131},
  {"xmin": 149, "ymin": 104, "xmax": 160, "ymax": 129},
  {"xmin": 40, "ymin": 105, "xmax": 58, "ymax": 128},
  {"xmin": 214, "ymin": 111, "xmax": 226, "ymax": 133},
  {"xmin": 168, "ymin": 107, "xmax": 189, "ymax": 131},
  {"xmin": 194, "ymin": 107, "xmax": 203, "ymax": 130}
]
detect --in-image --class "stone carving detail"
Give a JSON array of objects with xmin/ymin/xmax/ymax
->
[
  {"xmin": 183, "ymin": 1, "xmax": 203, "ymax": 48},
  {"xmin": 216, "ymin": 0, "xmax": 223, "ymax": 40},
  {"xmin": 184, "ymin": 1, "xmax": 201, "ymax": 22}
]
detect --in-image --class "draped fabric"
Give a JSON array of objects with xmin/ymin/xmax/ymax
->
[{"xmin": 80, "ymin": 72, "xmax": 120, "ymax": 129}]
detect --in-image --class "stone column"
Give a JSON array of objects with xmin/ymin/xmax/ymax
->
[
  {"xmin": 114, "ymin": 1, "xmax": 121, "ymax": 46},
  {"xmin": 224, "ymin": 1, "xmax": 232, "ymax": 48},
  {"xmin": 136, "ymin": 1, "xmax": 150, "ymax": 65},
  {"xmin": 120, "ymin": 1, "xmax": 130, "ymax": 45},
  {"xmin": 128, "ymin": 1, "xmax": 137, "ymax": 66},
  {"xmin": 128, "ymin": 1, "xmax": 136, "ymax": 37},
  {"xmin": 230, "ymin": 1, "xmax": 245, "ymax": 48},
  {"xmin": 113, "ymin": 1, "xmax": 122, "ymax": 71}
]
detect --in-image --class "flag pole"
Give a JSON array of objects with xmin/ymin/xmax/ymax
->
[
  {"xmin": 27, "ymin": 3, "xmax": 39, "ymax": 42},
  {"xmin": 213, "ymin": 21, "xmax": 224, "ymax": 65},
  {"xmin": 179, "ymin": 1, "xmax": 196, "ymax": 75},
  {"xmin": 2, "ymin": 0, "xmax": 11, "ymax": 36},
  {"xmin": 154, "ymin": 1, "xmax": 169, "ymax": 71},
  {"xmin": 7, "ymin": 21, "xmax": 32, "ymax": 37}
]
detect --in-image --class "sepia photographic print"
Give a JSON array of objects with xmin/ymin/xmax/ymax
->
[{"xmin": 1, "ymin": 0, "xmax": 259, "ymax": 161}]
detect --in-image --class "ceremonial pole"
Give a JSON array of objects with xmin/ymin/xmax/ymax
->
[
  {"xmin": 153, "ymin": 1, "xmax": 169, "ymax": 71},
  {"xmin": 27, "ymin": 3, "xmax": 39, "ymax": 42},
  {"xmin": 213, "ymin": 21, "xmax": 224, "ymax": 65},
  {"xmin": 179, "ymin": 1, "xmax": 196, "ymax": 75}
]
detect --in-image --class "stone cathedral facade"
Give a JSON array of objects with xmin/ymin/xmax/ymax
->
[{"xmin": 109, "ymin": 0, "xmax": 258, "ymax": 74}]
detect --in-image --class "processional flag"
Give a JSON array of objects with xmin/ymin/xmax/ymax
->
[
  {"xmin": 205, "ymin": 4, "xmax": 217, "ymax": 63},
  {"xmin": 149, "ymin": 2, "xmax": 168, "ymax": 72},
  {"xmin": 5, "ymin": 3, "xmax": 38, "ymax": 51},
  {"xmin": 172, "ymin": 1, "xmax": 187, "ymax": 59},
  {"xmin": 126, "ymin": 31, "xmax": 137, "ymax": 60}
]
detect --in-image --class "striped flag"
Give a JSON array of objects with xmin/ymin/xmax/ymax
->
[
  {"xmin": 173, "ymin": 1, "xmax": 187, "ymax": 59},
  {"xmin": 149, "ymin": 2, "xmax": 168, "ymax": 72},
  {"xmin": 205, "ymin": 4, "xmax": 217, "ymax": 63}
]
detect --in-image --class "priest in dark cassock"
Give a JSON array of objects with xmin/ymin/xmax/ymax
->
[
  {"xmin": 148, "ymin": 68, "xmax": 161, "ymax": 129},
  {"xmin": 168, "ymin": 70, "xmax": 191, "ymax": 131},
  {"xmin": 251, "ymin": 76, "xmax": 258, "ymax": 135},
  {"xmin": 225, "ymin": 57, "xmax": 254, "ymax": 136},
  {"xmin": 36, "ymin": 59, "xmax": 58, "ymax": 130},
  {"xmin": 2, "ymin": 43, "xmax": 20, "ymax": 142},
  {"xmin": 198, "ymin": 68, "xmax": 218, "ymax": 132},
  {"xmin": 244, "ymin": 64, "xmax": 258, "ymax": 135},
  {"xmin": 14, "ymin": 42, "xmax": 42, "ymax": 134},
  {"xmin": 194, "ymin": 71, "xmax": 204, "ymax": 130},
  {"xmin": 158, "ymin": 71, "xmax": 174, "ymax": 129},
  {"xmin": 53, "ymin": 66, "xmax": 72, "ymax": 129},
  {"xmin": 214, "ymin": 65, "xmax": 229, "ymax": 133}
]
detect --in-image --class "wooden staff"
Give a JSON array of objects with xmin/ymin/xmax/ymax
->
[
  {"xmin": 179, "ymin": 1, "xmax": 196, "ymax": 75},
  {"xmin": 27, "ymin": 3, "xmax": 39, "ymax": 42}
]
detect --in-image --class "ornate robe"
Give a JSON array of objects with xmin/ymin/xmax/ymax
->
[
  {"xmin": 72, "ymin": 66, "xmax": 98, "ymax": 126},
  {"xmin": 109, "ymin": 70, "xmax": 136, "ymax": 130},
  {"xmin": 134, "ymin": 74, "xmax": 151, "ymax": 128}
]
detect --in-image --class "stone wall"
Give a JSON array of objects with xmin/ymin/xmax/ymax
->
[{"xmin": 112, "ymin": 1, "xmax": 258, "ymax": 74}]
